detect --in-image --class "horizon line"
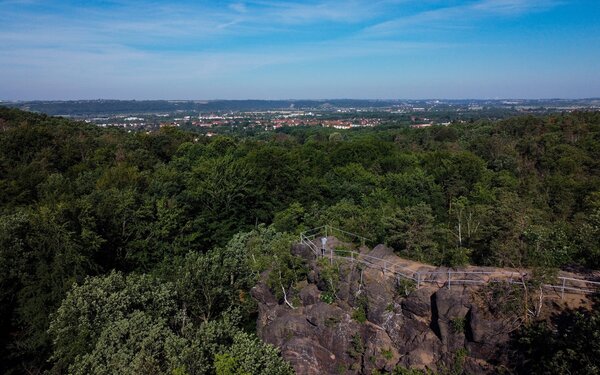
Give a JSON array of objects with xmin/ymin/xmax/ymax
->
[{"xmin": 3, "ymin": 97, "xmax": 600, "ymax": 102}]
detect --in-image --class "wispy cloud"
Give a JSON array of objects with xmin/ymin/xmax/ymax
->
[
  {"xmin": 0, "ymin": 0, "xmax": 595, "ymax": 100},
  {"xmin": 0, "ymin": 35, "xmax": 462, "ymax": 99},
  {"xmin": 247, "ymin": 0, "xmax": 381, "ymax": 24},
  {"xmin": 0, "ymin": 0, "xmax": 416, "ymax": 59},
  {"xmin": 0, "ymin": 1, "xmax": 383, "ymax": 49},
  {"xmin": 362, "ymin": 0, "xmax": 562, "ymax": 37},
  {"xmin": 0, "ymin": 0, "xmax": 550, "ymax": 87},
  {"xmin": 229, "ymin": 2, "xmax": 248, "ymax": 13},
  {"xmin": 473, "ymin": 0, "xmax": 562, "ymax": 14}
]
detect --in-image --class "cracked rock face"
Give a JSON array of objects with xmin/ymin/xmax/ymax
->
[{"xmin": 252, "ymin": 245, "xmax": 518, "ymax": 374}]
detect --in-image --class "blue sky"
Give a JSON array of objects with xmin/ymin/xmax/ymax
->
[{"xmin": 1, "ymin": 0, "xmax": 599, "ymax": 99}]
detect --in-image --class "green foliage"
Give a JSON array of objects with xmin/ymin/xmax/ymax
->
[
  {"xmin": 348, "ymin": 333, "xmax": 365, "ymax": 359},
  {"xmin": 443, "ymin": 247, "xmax": 472, "ymax": 268},
  {"xmin": 236, "ymin": 225, "xmax": 306, "ymax": 302},
  {"xmin": 352, "ymin": 307, "xmax": 367, "ymax": 323},
  {"xmin": 317, "ymin": 258, "xmax": 340, "ymax": 303},
  {"xmin": 477, "ymin": 281, "xmax": 525, "ymax": 317},
  {"xmin": 384, "ymin": 169, "xmax": 444, "ymax": 209},
  {"xmin": 214, "ymin": 331, "xmax": 294, "ymax": 375},
  {"xmin": 384, "ymin": 203, "xmax": 442, "ymax": 264},
  {"xmin": 328, "ymin": 163, "xmax": 382, "ymax": 201},
  {"xmin": 48, "ymin": 271, "xmax": 292, "ymax": 375},
  {"xmin": 522, "ymin": 223, "xmax": 574, "ymax": 268},
  {"xmin": 575, "ymin": 196, "xmax": 600, "ymax": 269},
  {"xmin": 320, "ymin": 291, "xmax": 336, "ymax": 304},
  {"xmin": 313, "ymin": 199, "xmax": 384, "ymax": 245},
  {"xmin": 48, "ymin": 271, "xmax": 178, "ymax": 372},
  {"xmin": 352, "ymin": 293, "xmax": 369, "ymax": 323},
  {"xmin": 67, "ymin": 311, "xmax": 185, "ymax": 375},
  {"xmin": 215, "ymin": 353, "xmax": 248, "ymax": 375},
  {"xmin": 381, "ymin": 348, "xmax": 393, "ymax": 360},
  {"xmin": 176, "ymin": 245, "xmax": 255, "ymax": 323},
  {"xmin": 329, "ymin": 132, "xmax": 343, "ymax": 142},
  {"xmin": 514, "ymin": 308, "xmax": 600, "ymax": 374},
  {"xmin": 527, "ymin": 266, "xmax": 559, "ymax": 288},
  {"xmin": 3, "ymin": 107, "xmax": 600, "ymax": 373},
  {"xmin": 449, "ymin": 348, "xmax": 469, "ymax": 375},
  {"xmin": 396, "ymin": 278, "xmax": 416, "ymax": 297},
  {"xmin": 272, "ymin": 202, "xmax": 306, "ymax": 233},
  {"xmin": 184, "ymin": 154, "xmax": 257, "ymax": 247},
  {"xmin": 450, "ymin": 317, "xmax": 466, "ymax": 334},
  {"xmin": 0, "ymin": 207, "xmax": 94, "ymax": 368}
]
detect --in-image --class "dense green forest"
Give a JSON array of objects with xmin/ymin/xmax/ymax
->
[{"xmin": 1, "ymin": 106, "xmax": 600, "ymax": 374}]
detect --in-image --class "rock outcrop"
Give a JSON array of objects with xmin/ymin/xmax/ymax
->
[{"xmin": 252, "ymin": 241, "xmax": 590, "ymax": 374}]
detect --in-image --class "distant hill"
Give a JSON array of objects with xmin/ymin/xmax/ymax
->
[
  {"xmin": 3, "ymin": 98, "xmax": 599, "ymax": 117},
  {"xmin": 3, "ymin": 99, "xmax": 404, "ymax": 116}
]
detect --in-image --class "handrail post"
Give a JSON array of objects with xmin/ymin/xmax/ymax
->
[{"xmin": 302, "ymin": 228, "xmax": 600, "ymax": 297}]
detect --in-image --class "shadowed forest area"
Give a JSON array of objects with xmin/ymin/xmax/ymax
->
[{"xmin": 1, "ymin": 106, "xmax": 600, "ymax": 374}]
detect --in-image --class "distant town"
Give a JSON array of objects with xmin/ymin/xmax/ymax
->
[{"xmin": 3, "ymin": 98, "xmax": 600, "ymax": 133}]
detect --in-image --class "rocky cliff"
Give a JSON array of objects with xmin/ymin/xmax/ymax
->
[{"xmin": 251, "ymin": 240, "xmax": 592, "ymax": 374}]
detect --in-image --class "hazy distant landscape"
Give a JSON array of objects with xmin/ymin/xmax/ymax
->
[
  {"xmin": 5, "ymin": 98, "xmax": 600, "ymax": 116},
  {"xmin": 4, "ymin": 99, "xmax": 600, "ymax": 135}
]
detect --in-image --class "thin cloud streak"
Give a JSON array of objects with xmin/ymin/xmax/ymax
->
[
  {"xmin": 0, "ymin": 0, "xmax": 411, "ymax": 55},
  {"xmin": 361, "ymin": 0, "xmax": 562, "ymax": 37},
  {"xmin": 473, "ymin": 0, "xmax": 563, "ymax": 14},
  {"xmin": 0, "ymin": 0, "xmax": 597, "ymax": 99},
  {"xmin": 247, "ymin": 0, "xmax": 382, "ymax": 24},
  {"xmin": 0, "ymin": 38, "xmax": 457, "ymax": 81}
]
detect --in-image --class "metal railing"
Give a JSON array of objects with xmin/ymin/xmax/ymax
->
[{"xmin": 299, "ymin": 226, "xmax": 600, "ymax": 298}]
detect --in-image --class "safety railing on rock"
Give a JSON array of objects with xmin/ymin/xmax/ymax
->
[{"xmin": 299, "ymin": 226, "xmax": 600, "ymax": 298}]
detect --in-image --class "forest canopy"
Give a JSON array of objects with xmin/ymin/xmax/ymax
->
[{"xmin": 1, "ymin": 107, "xmax": 600, "ymax": 374}]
